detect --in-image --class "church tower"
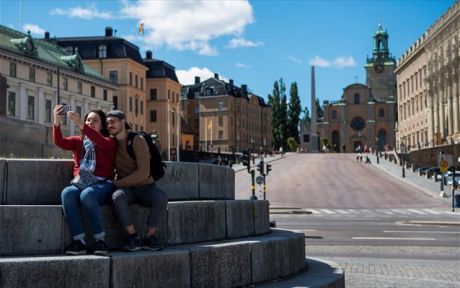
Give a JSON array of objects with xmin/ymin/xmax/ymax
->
[{"xmin": 365, "ymin": 23, "xmax": 396, "ymax": 100}]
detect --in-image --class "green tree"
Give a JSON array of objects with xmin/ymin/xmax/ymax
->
[
  {"xmin": 287, "ymin": 137, "xmax": 298, "ymax": 152},
  {"xmin": 268, "ymin": 80, "xmax": 281, "ymax": 149},
  {"xmin": 279, "ymin": 78, "xmax": 288, "ymax": 150},
  {"xmin": 287, "ymin": 82, "xmax": 301, "ymax": 143}
]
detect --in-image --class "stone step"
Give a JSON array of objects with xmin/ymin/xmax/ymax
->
[
  {"xmin": 0, "ymin": 229, "xmax": 305, "ymax": 288},
  {"xmin": 0, "ymin": 160, "xmax": 234, "ymax": 205},
  {"xmin": 0, "ymin": 200, "xmax": 269, "ymax": 256}
]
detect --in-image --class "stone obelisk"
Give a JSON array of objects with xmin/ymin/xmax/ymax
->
[{"xmin": 310, "ymin": 66, "xmax": 319, "ymax": 152}]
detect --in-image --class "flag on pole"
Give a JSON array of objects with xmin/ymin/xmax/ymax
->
[
  {"xmin": 208, "ymin": 120, "xmax": 212, "ymax": 129},
  {"xmin": 138, "ymin": 23, "xmax": 144, "ymax": 35}
]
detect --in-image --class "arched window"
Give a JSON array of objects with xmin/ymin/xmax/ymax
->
[
  {"xmin": 377, "ymin": 129, "xmax": 387, "ymax": 151},
  {"xmin": 379, "ymin": 108, "xmax": 385, "ymax": 117},
  {"xmin": 354, "ymin": 93, "xmax": 360, "ymax": 104},
  {"xmin": 332, "ymin": 110, "xmax": 337, "ymax": 119}
]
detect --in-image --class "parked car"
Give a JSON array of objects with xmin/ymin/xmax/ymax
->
[
  {"xmin": 415, "ymin": 166, "xmax": 431, "ymax": 175},
  {"xmin": 425, "ymin": 167, "xmax": 440, "ymax": 178},
  {"xmin": 436, "ymin": 170, "xmax": 460, "ymax": 181},
  {"xmin": 446, "ymin": 172, "xmax": 460, "ymax": 186}
]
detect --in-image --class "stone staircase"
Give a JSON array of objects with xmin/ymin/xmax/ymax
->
[{"xmin": 0, "ymin": 159, "xmax": 316, "ymax": 288}]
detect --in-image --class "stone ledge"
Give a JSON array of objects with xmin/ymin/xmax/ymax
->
[
  {"xmin": 0, "ymin": 229, "xmax": 305, "ymax": 288},
  {"xmin": 0, "ymin": 200, "xmax": 269, "ymax": 256},
  {"xmin": 1, "ymin": 160, "xmax": 235, "ymax": 205}
]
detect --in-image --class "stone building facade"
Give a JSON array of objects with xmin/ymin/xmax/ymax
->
[
  {"xmin": 53, "ymin": 27, "xmax": 148, "ymax": 131},
  {"xmin": 396, "ymin": 1, "xmax": 460, "ymax": 151},
  {"xmin": 0, "ymin": 25, "xmax": 115, "ymax": 157},
  {"xmin": 181, "ymin": 75, "xmax": 272, "ymax": 154},
  {"xmin": 143, "ymin": 50, "xmax": 182, "ymax": 160},
  {"xmin": 317, "ymin": 24, "xmax": 397, "ymax": 153}
]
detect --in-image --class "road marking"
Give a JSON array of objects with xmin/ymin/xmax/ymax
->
[
  {"xmin": 421, "ymin": 209, "xmax": 441, "ymax": 215},
  {"xmin": 383, "ymin": 230, "xmax": 460, "ymax": 234},
  {"xmin": 308, "ymin": 209, "xmax": 321, "ymax": 214},
  {"xmin": 391, "ymin": 209, "xmax": 410, "ymax": 214},
  {"xmin": 352, "ymin": 237, "xmax": 436, "ymax": 241},
  {"xmin": 335, "ymin": 209, "xmax": 351, "ymax": 214},
  {"xmin": 378, "ymin": 209, "xmax": 394, "ymax": 215},
  {"xmin": 319, "ymin": 209, "xmax": 335, "ymax": 214},
  {"xmin": 407, "ymin": 209, "xmax": 426, "ymax": 215}
]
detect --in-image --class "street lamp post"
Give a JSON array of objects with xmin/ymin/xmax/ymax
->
[{"xmin": 401, "ymin": 144, "xmax": 406, "ymax": 178}]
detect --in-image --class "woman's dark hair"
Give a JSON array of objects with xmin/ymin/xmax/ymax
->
[{"xmin": 83, "ymin": 109, "xmax": 109, "ymax": 136}]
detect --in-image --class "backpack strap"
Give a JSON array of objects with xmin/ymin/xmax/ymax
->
[{"xmin": 126, "ymin": 132, "xmax": 137, "ymax": 160}]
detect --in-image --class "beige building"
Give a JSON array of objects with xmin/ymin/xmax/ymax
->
[
  {"xmin": 316, "ymin": 23, "xmax": 397, "ymax": 152},
  {"xmin": 0, "ymin": 25, "xmax": 115, "ymax": 157},
  {"xmin": 396, "ymin": 1, "xmax": 460, "ymax": 150},
  {"xmin": 53, "ymin": 27, "xmax": 148, "ymax": 131},
  {"xmin": 143, "ymin": 50, "xmax": 182, "ymax": 160},
  {"xmin": 181, "ymin": 75, "xmax": 272, "ymax": 154}
]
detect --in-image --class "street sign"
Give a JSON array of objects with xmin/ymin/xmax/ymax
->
[
  {"xmin": 440, "ymin": 159, "xmax": 449, "ymax": 173},
  {"xmin": 256, "ymin": 175, "xmax": 264, "ymax": 185}
]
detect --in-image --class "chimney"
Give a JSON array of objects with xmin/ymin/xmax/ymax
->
[
  {"xmin": 105, "ymin": 27, "xmax": 113, "ymax": 37},
  {"xmin": 146, "ymin": 50, "xmax": 153, "ymax": 59},
  {"xmin": 241, "ymin": 84, "xmax": 247, "ymax": 92},
  {"xmin": 44, "ymin": 31, "xmax": 50, "ymax": 39},
  {"xmin": 214, "ymin": 73, "xmax": 219, "ymax": 80},
  {"xmin": 194, "ymin": 76, "xmax": 201, "ymax": 84},
  {"xmin": 229, "ymin": 79, "xmax": 234, "ymax": 86}
]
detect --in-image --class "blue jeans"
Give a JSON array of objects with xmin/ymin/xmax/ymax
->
[{"xmin": 61, "ymin": 181, "xmax": 113, "ymax": 240}]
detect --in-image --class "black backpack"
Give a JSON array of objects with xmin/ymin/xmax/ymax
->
[{"xmin": 126, "ymin": 131, "xmax": 166, "ymax": 181}]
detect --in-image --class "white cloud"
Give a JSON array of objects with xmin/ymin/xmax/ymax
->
[
  {"xmin": 288, "ymin": 56, "xmax": 303, "ymax": 64},
  {"xmin": 50, "ymin": 5, "xmax": 114, "ymax": 19},
  {"xmin": 23, "ymin": 24, "xmax": 46, "ymax": 35},
  {"xmin": 177, "ymin": 67, "xmax": 228, "ymax": 85},
  {"xmin": 310, "ymin": 56, "xmax": 357, "ymax": 68},
  {"xmin": 226, "ymin": 37, "xmax": 262, "ymax": 49},
  {"xmin": 236, "ymin": 63, "xmax": 252, "ymax": 69},
  {"xmin": 120, "ymin": 0, "xmax": 254, "ymax": 55}
]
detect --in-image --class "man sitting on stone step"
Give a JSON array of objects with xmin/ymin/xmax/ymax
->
[{"xmin": 106, "ymin": 110, "xmax": 168, "ymax": 252}]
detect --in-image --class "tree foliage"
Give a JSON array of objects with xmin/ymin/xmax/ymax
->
[{"xmin": 287, "ymin": 82, "xmax": 301, "ymax": 143}]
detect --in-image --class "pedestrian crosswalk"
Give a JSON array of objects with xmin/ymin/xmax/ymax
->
[{"xmin": 270, "ymin": 208, "xmax": 458, "ymax": 218}]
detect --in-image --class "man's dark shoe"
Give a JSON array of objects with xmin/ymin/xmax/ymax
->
[
  {"xmin": 122, "ymin": 235, "xmax": 142, "ymax": 252},
  {"xmin": 92, "ymin": 239, "xmax": 108, "ymax": 255},
  {"xmin": 142, "ymin": 235, "xmax": 163, "ymax": 251},
  {"xmin": 65, "ymin": 240, "xmax": 87, "ymax": 255}
]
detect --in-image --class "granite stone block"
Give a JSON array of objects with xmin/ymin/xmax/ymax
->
[
  {"xmin": 254, "ymin": 200, "xmax": 270, "ymax": 235},
  {"xmin": 111, "ymin": 250, "xmax": 190, "ymax": 288},
  {"xmin": 225, "ymin": 200, "xmax": 255, "ymax": 239},
  {"xmin": 5, "ymin": 159, "xmax": 73, "ymax": 205},
  {"xmin": 0, "ymin": 255, "xmax": 109, "ymax": 288},
  {"xmin": 168, "ymin": 201, "xmax": 226, "ymax": 244},
  {"xmin": 0, "ymin": 205, "xmax": 63, "ymax": 256},
  {"xmin": 189, "ymin": 242, "xmax": 251, "ymax": 288},
  {"xmin": 156, "ymin": 161, "xmax": 199, "ymax": 200},
  {"xmin": 199, "ymin": 164, "xmax": 228, "ymax": 199}
]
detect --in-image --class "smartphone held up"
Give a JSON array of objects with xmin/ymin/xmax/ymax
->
[{"xmin": 59, "ymin": 105, "xmax": 71, "ymax": 115}]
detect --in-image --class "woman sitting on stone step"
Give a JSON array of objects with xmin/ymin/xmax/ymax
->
[{"xmin": 53, "ymin": 105, "xmax": 116, "ymax": 256}]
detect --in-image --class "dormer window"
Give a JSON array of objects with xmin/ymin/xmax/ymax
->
[{"xmin": 99, "ymin": 45, "xmax": 107, "ymax": 58}]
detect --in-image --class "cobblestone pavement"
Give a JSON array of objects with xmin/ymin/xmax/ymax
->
[{"xmin": 308, "ymin": 246, "xmax": 460, "ymax": 287}]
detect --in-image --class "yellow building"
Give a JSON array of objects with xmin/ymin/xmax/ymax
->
[
  {"xmin": 181, "ymin": 75, "xmax": 272, "ymax": 154},
  {"xmin": 53, "ymin": 27, "xmax": 148, "ymax": 131}
]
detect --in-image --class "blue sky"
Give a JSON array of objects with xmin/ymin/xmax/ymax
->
[{"xmin": 0, "ymin": 0, "xmax": 454, "ymax": 113}]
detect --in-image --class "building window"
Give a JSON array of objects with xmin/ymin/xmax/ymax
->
[
  {"xmin": 140, "ymin": 77, "xmax": 144, "ymax": 90},
  {"xmin": 7, "ymin": 91, "xmax": 16, "ymax": 116},
  {"xmin": 135, "ymin": 125, "xmax": 138, "ymax": 131},
  {"xmin": 91, "ymin": 86, "xmax": 95, "ymax": 98},
  {"xmin": 140, "ymin": 126, "xmax": 144, "ymax": 132},
  {"xmin": 168, "ymin": 90, "xmax": 170, "ymax": 101},
  {"xmin": 98, "ymin": 45, "xmax": 107, "ymax": 58},
  {"xmin": 135, "ymin": 98, "xmax": 139, "ymax": 116},
  {"xmin": 109, "ymin": 71, "xmax": 118, "ymax": 83},
  {"xmin": 354, "ymin": 93, "xmax": 360, "ymax": 104},
  {"xmin": 219, "ymin": 116, "xmax": 223, "ymax": 126},
  {"xmin": 45, "ymin": 99, "xmax": 52, "ymax": 122},
  {"xmin": 47, "ymin": 71, "xmax": 53, "ymax": 86},
  {"xmin": 78, "ymin": 81, "xmax": 82, "ymax": 94},
  {"xmin": 172, "ymin": 111, "xmax": 175, "ymax": 126},
  {"xmin": 113, "ymin": 96, "xmax": 118, "ymax": 109},
  {"xmin": 331, "ymin": 110, "xmax": 337, "ymax": 119},
  {"xmin": 29, "ymin": 67, "xmax": 35, "ymax": 82},
  {"xmin": 103, "ymin": 89, "xmax": 107, "ymax": 101},
  {"xmin": 219, "ymin": 130, "xmax": 224, "ymax": 140},
  {"xmin": 218, "ymin": 102, "xmax": 224, "ymax": 111},
  {"xmin": 76, "ymin": 106, "xmax": 82, "ymax": 117},
  {"xmin": 378, "ymin": 108, "xmax": 384, "ymax": 117},
  {"xmin": 140, "ymin": 101, "xmax": 143, "ymax": 115},
  {"xmin": 129, "ymin": 72, "xmax": 133, "ymax": 86},
  {"xmin": 28, "ymin": 95, "xmax": 35, "ymax": 120},
  {"xmin": 150, "ymin": 110, "xmax": 157, "ymax": 122},
  {"xmin": 150, "ymin": 89, "xmax": 157, "ymax": 100},
  {"xmin": 129, "ymin": 97, "xmax": 133, "ymax": 111},
  {"xmin": 10, "ymin": 62, "xmax": 16, "ymax": 77},
  {"xmin": 63, "ymin": 77, "xmax": 68, "ymax": 90},
  {"xmin": 135, "ymin": 75, "xmax": 138, "ymax": 88}
]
